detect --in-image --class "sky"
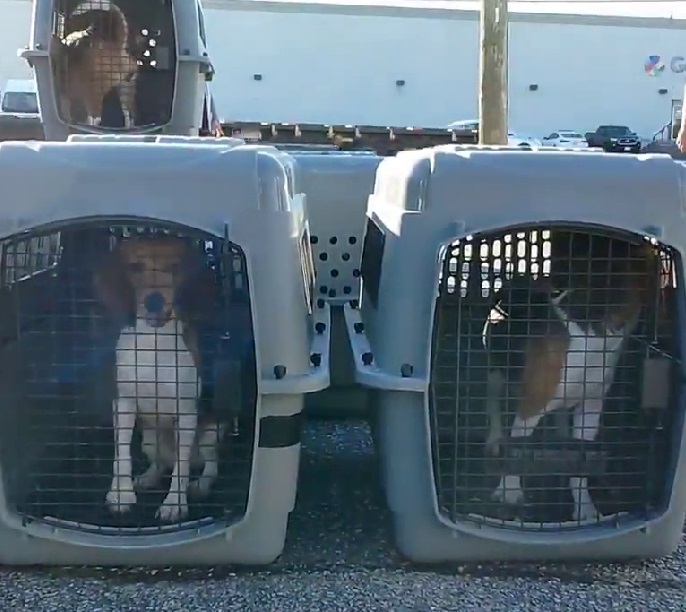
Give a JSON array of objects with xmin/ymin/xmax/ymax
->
[{"xmin": 257, "ymin": 0, "xmax": 686, "ymax": 19}]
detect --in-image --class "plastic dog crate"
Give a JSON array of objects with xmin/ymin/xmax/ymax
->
[
  {"xmin": 21, "ymin": 0, "xmax": 211, "ymax": 140},
  {"xmin": 345, "ymin": 145, "xmax": 686, "ymax": 562},
  {"xmin": 0, "ymin": 138, "xmax": 330, "ymax": 565},
  {"xmin": 287, "ymin": 150, "xmax": 381, "ymax": 415}
]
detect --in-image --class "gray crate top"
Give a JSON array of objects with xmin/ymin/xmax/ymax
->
[
  {"xmin": 370, "ymin": 147, "xmax": 685, "ymax": 248},
  {"xmin": 67, "ymin": 135, "xmax": 247, "ymax": 147},
  {"xmin": 291, "ymin": 150, "xmax": 382, "ymax": 167},
  {"xmin": 0, "ymin": 140, "xmax": 300, "ymax": 239}
]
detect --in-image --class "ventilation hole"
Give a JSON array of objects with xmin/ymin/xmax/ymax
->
[
  {"xmin": 348, "ymin": 236, "xmax": 357, "ymax": 245},
  {"xmin": 328, "ymin": 288, "xmax": 337, "ymax": 298},
  {"xmin": 352, "ymin": 268, "xmax": 361, "ymax": 278},
  {"xmin": 342, "ymin": 252, "xmax": 351, "ymax": 261},
  {"xmin": 310, "ymin": 235, "xmax": 319, "ymax": 245},
  {"xmin": 343, "ymin": 286, "xmax": 352, "ymax": 294},
  {"xmin": 320, "ymin": 285, "xmax": 328, "ymax": 294},
  {"xmin": 319, "ymin": 253, "xmax": 328, "ymax": 262},
  {"xmin": 331, "ymin": 269, "xmax": 339, "ymax": 278},
  {"xmin": 329, "ymin": 236, "xmax": 338, "ymax": 245}
]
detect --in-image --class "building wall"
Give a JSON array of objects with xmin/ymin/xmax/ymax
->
[
  {"xmin": 203, "ymin": 2, "xmax": 686, "ymax": 138},
  {"xmin": 1, "ymin": 0, "xmax": 685, "ymax": 138},
  {"xmin": 0, "ymin": 0, "xmax": 35, "ymax": 87}
]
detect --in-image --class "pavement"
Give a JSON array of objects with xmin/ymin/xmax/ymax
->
[{"xmin": 2, "ymin": 419, "xmax": 686, "ymax": 611}]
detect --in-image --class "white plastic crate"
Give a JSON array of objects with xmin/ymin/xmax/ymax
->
[
  {"xmin": 21, "ymin": 0, "xmax": 211, "ymax": 139},
  {"xmin": 291, "ymin": 150, "xmax": 381, "ymax": 306},
  {"xmin": 67, "ymin": 135, "xmax": 302, "ymax": 198},
  {"xmin": 345, "ymin": 145, "xmax": 686, "ymax": 562},
  {"xmin": 0, "ymin": 139, "xmax": 330, "ymax": 565},
  {"xmin": 286, "ymin": 151, "xmax": 381, "ymax": 414}
]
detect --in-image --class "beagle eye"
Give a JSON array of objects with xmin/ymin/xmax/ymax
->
[{"xmin": 127, "ymin": 262, "xmax": 144, "ymax": 273}]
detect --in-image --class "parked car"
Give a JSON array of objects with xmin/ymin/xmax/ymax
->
[
  {"xmin": 508, "ymin": 132, "xmax": 542, "ymax": 148},
  {"xmin": 0, "ymin": 79, "xmax": 39, "ymax": 119},
  {"xmin": 446, "ymin": 120, "xmax": 541, "ymax": 147},
  {"xmin": 445, "ymin": 119, "xmax": 479, "ymax": 144},
  {"xmin": 541, "ymin": 130, "xmax": 588, "ymax": 148},
  {"xmin": 0, "ymin": 78, "xmax": 43, "ymax": 141},
  {"xmin": 585, "ymin": 125, "xmax": 641, "ymax": 153}
]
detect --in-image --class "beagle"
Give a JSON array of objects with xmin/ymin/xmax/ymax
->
[
  {"xmin": 483, "ymin": 239, "xmax": 656, "ymax": 522},
  {"xmin": 56, "ymin": 1, "xmax": 138, "ymax": 127},
  {"xmin": 94, "ymin": 235, "xmax": 224, "ymax": 522}
]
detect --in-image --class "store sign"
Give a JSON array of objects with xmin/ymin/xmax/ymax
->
[
  {"xmin": 671, "ymin": 56, "xmax": 686, "ymax": 74},
  {"xmin": 645, "ymin": 55, "xmax": 665, "ymax": 76}
]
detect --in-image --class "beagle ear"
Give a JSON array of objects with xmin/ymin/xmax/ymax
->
[
  {"xmin": 93, "ymin": 245, "xmax": 135, "ymax": 323},
  {"xmin": 175, "ymin": 250, "xmax": 219, "ymax": 324}
]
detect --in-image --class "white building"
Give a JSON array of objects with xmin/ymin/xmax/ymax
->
[{"xmin": 2, "ymin": 0, "xmax": 686, "ymax": 139}]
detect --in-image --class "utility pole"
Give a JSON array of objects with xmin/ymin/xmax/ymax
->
[{"xmin": 479, "ymin": 0, "xmax": 509, "ymax": 145}]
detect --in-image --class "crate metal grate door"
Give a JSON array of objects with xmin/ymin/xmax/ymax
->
[
  {"xmin": 0, "ymin": 221, "xmax": 256, "ymax": 535},
  {"xmin": 52, "ymin": 0, "xmax": 176, "ymax": 131},
  {"xmin": 429, "ymin": 226, "xmax": 679, "ymax": 531}
]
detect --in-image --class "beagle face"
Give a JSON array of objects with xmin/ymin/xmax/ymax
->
[
  {"xmin": 119, "ymin": 239, "xmax": 186, "ymax": 328},
  {"xmin": 95, "ymin": 236, "xmax": 217, "ymax": 329}
]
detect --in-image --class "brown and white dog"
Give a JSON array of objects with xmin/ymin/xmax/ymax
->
[
  {"xmin": 55, "ymin": 1, "xmax": 138, "ymax": 127},
  {"xmin": 483, "ymin": 239, "xmax": 657, "ymax": 522},
  {"xmin": 95, "ymin": 236, "xmax": 225, "ymax": 522}
]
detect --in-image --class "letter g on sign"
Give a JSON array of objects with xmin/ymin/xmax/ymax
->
[{"xmin": 671, "ymin": 56, "xmax": 686, "ymax": 74}]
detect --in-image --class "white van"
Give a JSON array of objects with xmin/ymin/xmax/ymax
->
[{"xmin": 0, "ymin": 79, "xmax": 39, "ymax": 119}]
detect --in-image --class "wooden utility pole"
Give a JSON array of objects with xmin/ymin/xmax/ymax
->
[{"xmin": 479, "ymin": 0, "xmax": 509, "ymax": 145}]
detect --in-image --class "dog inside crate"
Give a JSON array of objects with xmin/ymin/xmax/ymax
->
[
  {"xmin": 429, "ymin": 227, "xmax": 679, "ymax": 528},
  {"xmin": 51, "ymin": 0, "xmax": 176, "ymax": 129},
  {"xmin": 0, "ymin": 223, "xmax": 256, "ymax": 533}
]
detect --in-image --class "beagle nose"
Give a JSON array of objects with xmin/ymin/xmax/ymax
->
[{"xmin": 144, "ymin": 291, "xmax": 165, "ymax": 314}]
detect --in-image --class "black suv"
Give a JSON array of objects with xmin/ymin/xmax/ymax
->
[{"xmin": 585, "ymin": 125, "xmax": 641, "ymax": 153}]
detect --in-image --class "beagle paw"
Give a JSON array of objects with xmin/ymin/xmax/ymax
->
[
  {"xmin": 573, "ymin": 503, "xmax": 602, "ymax": 523},
  {"xmin": 491, "ymin": 474, "xmax": 524, "ymax": 507},
  {"xmin": 156, "ymin": 492, "xmax": 189, "ymax": 523},
  {"xmin": 106, "ymin": 477, "xmax": 137, "ymax": 513}
]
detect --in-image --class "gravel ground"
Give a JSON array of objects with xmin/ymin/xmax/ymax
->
[{"xmin": 2, "ymin": 420, "xmax": 686, "ymax": 611}]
